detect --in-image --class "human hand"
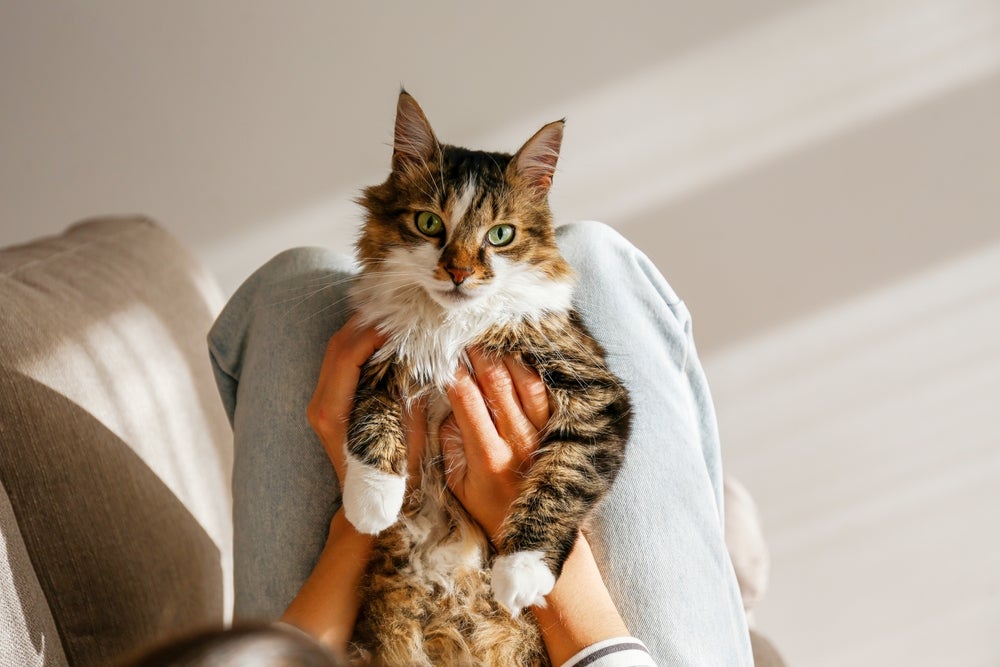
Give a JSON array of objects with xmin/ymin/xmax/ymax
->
[
  {"xmin": 287, "ymin": 316, "xmax": 388, "ymax": 645},
  {"xmin": 443, "ymin": 348, "xmax": 550, "ymax": 545},
  {"xmin": 306, "ymin": 315, "xmax": 426, "ymax": 494}
]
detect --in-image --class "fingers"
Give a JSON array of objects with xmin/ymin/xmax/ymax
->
[
  {"xmin": 307, "ymin": 315, "xmax": 385, "ymax": 481},
  {"xmin": 318, "ymin": 316, "xmax": 385, "ymax": 412},
  {"xmin": 447, "ymin": 364, "xmax": 514, "ymax": 473},
  {"xmin": 443, "ymin": 353, "xmax": 552, "ymax": 545},
  {"xmin": 504, "ymin": 355, "xmax": 550, "ymax": 432},
  {"xmin": 467, "ymin": 349, "xmax": 548, "ymax": 462},
  {"xmin": 468, "ymin": 348, "xmax": 525, "ymax": 435},
  {"xmin": 447, "ymin": 349, "xmax": 550, "ymax": 480}
]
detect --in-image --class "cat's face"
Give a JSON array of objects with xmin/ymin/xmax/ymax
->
[{"xmin": 356, "ymin": 92, "xmax": 572, "ymax": 313}]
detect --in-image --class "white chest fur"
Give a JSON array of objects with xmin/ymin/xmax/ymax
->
[{"xmin": 348, "ymin": 248, "xmax": 574, "ymax": 391}]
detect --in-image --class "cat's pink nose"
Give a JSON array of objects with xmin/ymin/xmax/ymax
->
[{"xmin": 446, "ymin": 266, "xmax": 473, "ymax": 285}]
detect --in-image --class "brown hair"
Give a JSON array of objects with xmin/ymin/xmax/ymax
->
[{"xmin": 119, "ymin": 623, "xmax": 348, "ymax": 667}]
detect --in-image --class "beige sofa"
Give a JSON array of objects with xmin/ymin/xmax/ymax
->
[
  {"xmin": 0, "ymin": 218, "xmax": 233, "ymax": 666},
  {"xmin": 0, "ymin": 217, "xmax": 784, "ymax": 666}
]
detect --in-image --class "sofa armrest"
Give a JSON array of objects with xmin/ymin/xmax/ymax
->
[
  {"xmin": 0, "ymin": 216, "xmax": 233, "ymax": 666},
  {"xmin": 1, "ymin": 477, "xmax": 69, "ymax": 667}
]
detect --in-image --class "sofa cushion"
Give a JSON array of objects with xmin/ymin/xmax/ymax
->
[
  {"xmin": 1, "ymin": 477, "xmax": 67, "ymax": 667},
  {"xmin": 0, "ymin": 217, "xmax": 233, "ymax": 666}
]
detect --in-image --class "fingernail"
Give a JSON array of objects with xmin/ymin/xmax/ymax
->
[{"xmin": 456, "ymin": 359, "xmax": 475, "ymax": 380}]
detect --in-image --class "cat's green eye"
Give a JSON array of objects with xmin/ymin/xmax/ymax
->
[
  {"xmin": 487, "ymin": 224, "xmax": 515, "ymax": 247},
  {"xmin": 415, "ymin": 211, "xmax": 444, "ymax": 236}
]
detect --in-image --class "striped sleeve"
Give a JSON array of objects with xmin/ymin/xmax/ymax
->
[{"xmin": 562, "ymin": 637, "xmax": 657, "ymax": 667}]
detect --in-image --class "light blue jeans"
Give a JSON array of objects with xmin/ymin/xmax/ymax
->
[{"xmin": 208, "ymin": 221, "xmax": 753, "ymax": 665}]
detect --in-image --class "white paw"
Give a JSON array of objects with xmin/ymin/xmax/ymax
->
[
  {"xmin": 491, "ymin": 550, "xmax": 556, "ymax": 617},
  {"xmin": 341, "ymin": 458, "xmax": 406, "ymax": 535}
]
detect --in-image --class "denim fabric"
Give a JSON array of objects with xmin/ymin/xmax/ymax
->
[{"xmin": 208, "ymin": 221, "xmax": 753, "ymax": 665}]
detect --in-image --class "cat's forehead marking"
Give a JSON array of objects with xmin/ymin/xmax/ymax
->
[{"xmin": 450, "ymin": 178, "xmax": 477, "ymax": 229}]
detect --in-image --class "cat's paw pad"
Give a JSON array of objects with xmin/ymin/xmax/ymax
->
[
  {"xmin": 341, "ymin": 461, "xmax": 406, "ymax": 535},
  {"xmin": 491, "ymin": 550, "xmax": 556, "ymax": 617}
]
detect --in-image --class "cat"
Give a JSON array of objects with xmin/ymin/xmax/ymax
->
[{"xmin": 341, "ymin": 90, "xmax": 631, "ymax": 666}]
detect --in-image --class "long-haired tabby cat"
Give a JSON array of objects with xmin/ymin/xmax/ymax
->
[{"xmin": 342, "ymin": 90, "xmax": 631, "ymax": 666}]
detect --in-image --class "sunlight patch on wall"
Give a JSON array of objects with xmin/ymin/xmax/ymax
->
[
  {"xmin": 547, "ymin": 0, "xmax": 1000, "ymax": 224},
  {"xmin": 705, "ymin": 237, "xmax": 1000, "ymax": 548}
]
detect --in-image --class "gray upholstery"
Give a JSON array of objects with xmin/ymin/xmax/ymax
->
[{"xmin": 0, "ymin": 217, "xmax": 233, "ymax": 667}]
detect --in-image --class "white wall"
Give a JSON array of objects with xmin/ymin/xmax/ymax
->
[{"xmin": 0, "ymin": 0, "xmax": 797, "ymax": 293}]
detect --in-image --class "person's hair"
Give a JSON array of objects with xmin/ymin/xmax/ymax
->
[{"xmin": 119, "ymin": 623, "xmax": 347, "ymax": 667}]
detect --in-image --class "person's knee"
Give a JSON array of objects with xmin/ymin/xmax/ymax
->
[
  {"xmin": 218, "ymin": 246, "xmax": 356, "ymax": 336},
  {"xmin": 556, "ymin": 220, "xmax": 687, "ymax": 327},
  {"xmin": 252, "ymin": 246, "xmax": 355, "ymax": 287},
  {"xmin": 555, "ymin": 221, "xmax": 636, "ymax": 278},
  {"xmin": 556, "ymin": 220, "xmax": 631, "ymax": 255}
]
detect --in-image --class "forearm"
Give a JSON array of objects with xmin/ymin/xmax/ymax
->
[
  {"xmin": 531, "ymin": 535, "xmax": 632, "ymax": 666},
  {"xmin": 280, "ymin": 508, "xmax": 373, "ymax": 650}
]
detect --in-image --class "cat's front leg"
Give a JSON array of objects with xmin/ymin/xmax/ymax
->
[
  {"xmin": 490, "ymin": 370, "xmax": 630, "ymax": 616},
  {"xmin": 489, "ymin": 443, "xmax": 610, "ymax": 616},
  {"xmin": 342, "ymin": 384, "xmax": 408, "ymax": 534}
]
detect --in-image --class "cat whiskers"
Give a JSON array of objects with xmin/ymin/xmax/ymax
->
[
  {"xmin": 531, "ymin": 328, "xmax": 605, "ymax": 392},
  {"xmin": 295, "ymin": 275, "xmax": 420, "ymax": 324},
  {"xmin": 264, "ymin": 269, "xmax": 362, "ymax": 301},
  {"xmin": 265, "ymin": 268, "xmax": 417, "ymax": 323},
  {"xmin": 434, "ymin": 144, "xmax": 447, "ymax": 205},
  {"xmin": 266, "ymin": 280, "xmax": 349, "ymax": 316},
  {"xmin": 264, "ymin": 271, "xmax": 375, "ymax": 314}
]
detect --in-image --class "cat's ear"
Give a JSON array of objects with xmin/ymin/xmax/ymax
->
[
  {"xmin": 392, "ymin": 91, "xmax": 439, "ymax": 171},
  {"xmin": 510, "ymin": 120, "xmax": 564, "ymax": 195}
]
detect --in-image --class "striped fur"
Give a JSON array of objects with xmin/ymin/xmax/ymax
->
[{"xmin": 343, "ymin": 91, "xmax": 631, "ymax": 666}]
